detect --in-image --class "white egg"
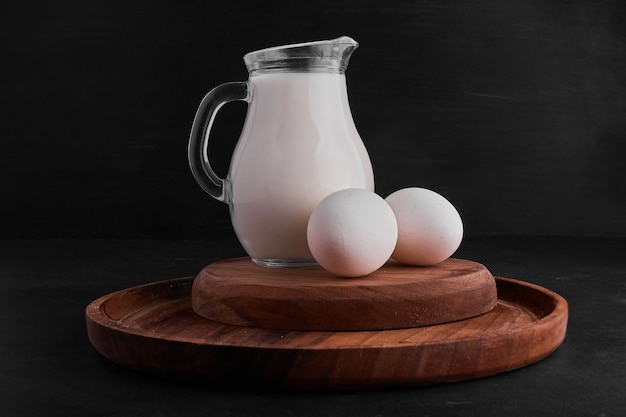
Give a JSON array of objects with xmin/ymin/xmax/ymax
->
[
  {"xmin": 385, "ymin": 187, "xmax": 463, "ymax": 266},
  {"xmin": 307, "ymin": 188, "xmax": 398, "ymax": 277}
]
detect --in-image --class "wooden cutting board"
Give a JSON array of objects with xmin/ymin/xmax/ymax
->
[
  {"xmin": 192, "ymin": 258, "xmax": 498, "ymax": 330},
  {"xmin": 85, "ymin": 269, "xmax": 568, "ymax": 390}
]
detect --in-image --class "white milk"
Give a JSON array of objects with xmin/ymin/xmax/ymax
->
[{"xmin": 225, "ymin": 72, "xmax": 374, "ymax": 266}]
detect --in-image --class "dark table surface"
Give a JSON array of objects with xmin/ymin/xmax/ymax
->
[{"xmin": 2, "ymin": 236, "xmax": 625, "ymax": 416}]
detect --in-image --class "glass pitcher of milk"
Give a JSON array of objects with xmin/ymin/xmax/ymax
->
[{"xmin": 188, "ymin": 36, "xmax": 374, "ymax": 267}]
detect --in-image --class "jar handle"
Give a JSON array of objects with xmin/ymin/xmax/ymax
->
[{"xmin": 188, "ymin": 81, "xmax": 250, "ymax": 202}]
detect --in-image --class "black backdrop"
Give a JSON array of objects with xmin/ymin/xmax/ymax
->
[{"xmin": 3, "ymin": 0, "xmax": 625, "ymax": 239}]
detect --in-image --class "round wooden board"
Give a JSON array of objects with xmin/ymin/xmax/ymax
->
[
  {"xmin": 192, "ymin": 257, "xmax": 498, "ymax": 330},
  {"xmin": 85, "ymin": 275, "xmax": 568, "ymax": 390}
]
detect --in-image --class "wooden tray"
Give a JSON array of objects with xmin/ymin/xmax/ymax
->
[
  {"xmin": 85, "ymin": 274, "xmax": 568, "ymax": 390},
  {"xmin": 192, "ymin": 258, "xmax": 498, "ymax": 331}
]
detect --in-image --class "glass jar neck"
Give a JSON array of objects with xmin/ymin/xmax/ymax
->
[{"xmin": 243, "ymin": 36, "xmax": 358, "ymax": 76}]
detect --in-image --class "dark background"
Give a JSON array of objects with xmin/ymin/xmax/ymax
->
[
  {"xmin": 3, "ymin": 0, "xmax": 626, "ymax": 240},
  {"xmin": 2, "ymin": 3, "xmax": 626, "ymax": 415}
]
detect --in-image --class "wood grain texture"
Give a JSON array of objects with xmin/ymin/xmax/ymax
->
[
  {"xmin": 191, "ymin": 257, "xmax": 497, "ymax": 330},
  {"xmin": 85, "ymin": 275, "xmax": 568, "ymax": 390}
]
